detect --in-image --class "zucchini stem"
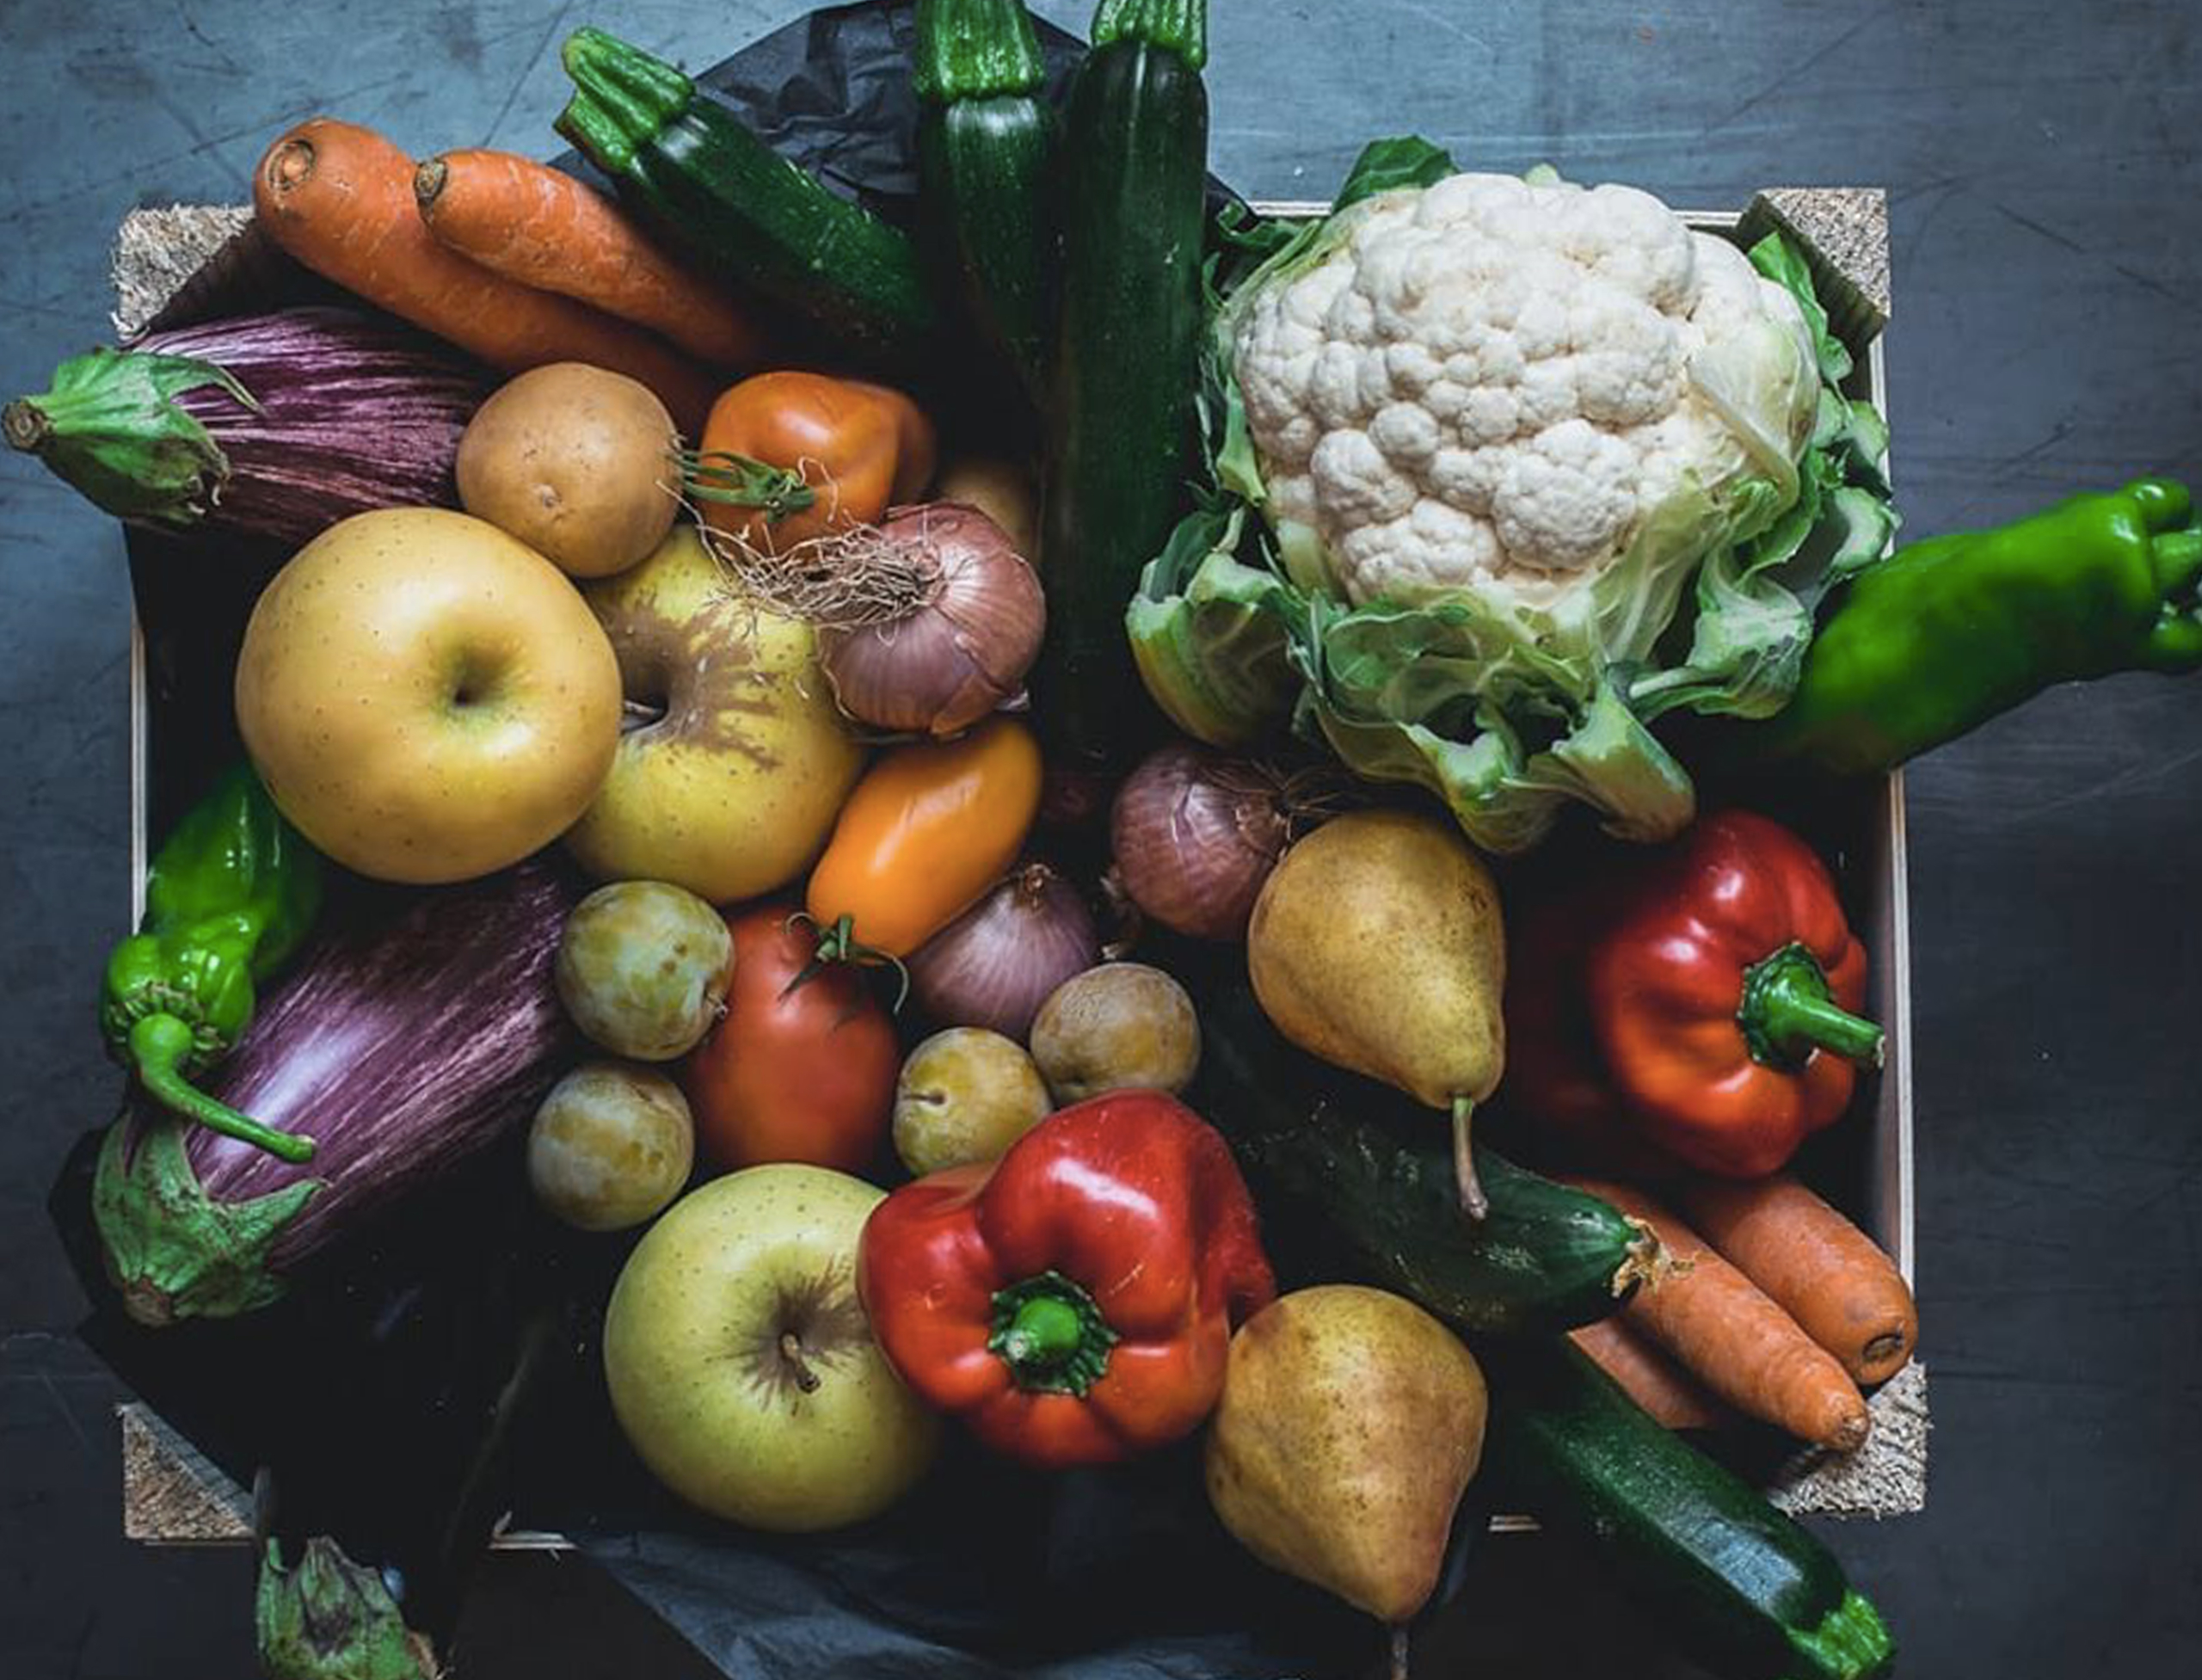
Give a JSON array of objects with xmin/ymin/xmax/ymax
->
[{"xmin": 1089, "ymin": 0, "xmax": 1209, "ymax": 66}]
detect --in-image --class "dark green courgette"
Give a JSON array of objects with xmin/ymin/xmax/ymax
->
[
  {"xmin": 1035, "ymin": 0, "xmax": 1211, "ymax": 767},
  {"xmin": 913, "ymin": 0, "xmax": 1054, "ymax": 406},
  {"xmin": 557, "ymin": 28, "xmax": 938, "ymax": 366},
  {"xmin": 1196, "ymin": 981, "xmax": 1668, "ymax": 1334},
  {"xmin": 1483, "ymin": 1338, "xmax": 1895, "ymax": 1680}
]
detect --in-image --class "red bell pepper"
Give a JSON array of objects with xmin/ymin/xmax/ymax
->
[
  {"xmin": 1507, "ymin": 809, "xmax": 1884, "ymax": 1179},
  {"xmin": 857, "ymin": 1090, "xmax": 1276, "ymax": 1468}
]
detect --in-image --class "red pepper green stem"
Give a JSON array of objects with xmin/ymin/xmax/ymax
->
[
  {"xmin": 1738, "ymin": 944, "xmax": 1885, "ymax": 1072},
  {"xmin": 128, "ymin": 1013, "xmax": 317, "ymax": 1164},
  {"xmin": 987, "ymin": 1270, "xmax": 1118, "ymax": 1395}
]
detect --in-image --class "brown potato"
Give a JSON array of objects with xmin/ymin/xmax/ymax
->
[{"xmin": 457, "ymin": 362, "xmax": 680, "ymax": 577}]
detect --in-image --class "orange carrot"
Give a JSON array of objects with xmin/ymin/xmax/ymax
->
[
  {"xmin": 252, "ymin": 119, "xmax": 717, "ymax": 432},
  {"xmin": 1569, "ymin": 1318, "xmax": 1732, "ymax": 1432},
  {"xmin": 413, "ymin": 149, "xmax": 764, "ymax": 370},
  {"xmin": 1560, "ymin": 1176, "xmax": 1871, "ymax": 1452},
  {"xmin": 1679, "ymin": 1173, "xmax": 1917, "ymax": 1387}
]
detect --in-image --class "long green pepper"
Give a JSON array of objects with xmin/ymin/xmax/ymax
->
[
  {"xmin": 1741, "ymin": 477, "xmax": 2202, "ymax": 776},
  {"xmin": 101, "ymin": 761, "xmax": 323, "ymax": 1162}
]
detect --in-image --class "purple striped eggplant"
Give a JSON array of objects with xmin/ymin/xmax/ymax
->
[
  {"xmin": 94, "ymin": 858, "xmax": 581, "ymax": 1326},
  {"xmin": 3, "ymin": 307, "xmax": 489, "ymax": 547}
]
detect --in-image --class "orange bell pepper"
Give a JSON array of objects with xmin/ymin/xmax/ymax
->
[{"xmin": 804, "ymin": 716, "xmax": 1043, "ymax": 957}]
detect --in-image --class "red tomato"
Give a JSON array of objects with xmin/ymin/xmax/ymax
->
[
  {"xmin": 691, "ymin": 371, "xmax": 934, "ymax": 552},
  {"xmin": 685, "ymin": 905, "xmax": 899, "ymax": 1174}
]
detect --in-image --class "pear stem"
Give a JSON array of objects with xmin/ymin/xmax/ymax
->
[
  {"xmin": 1388, "ymin": 1622, "xmax": 1412, "ymax": 1680},
  {"xmin": 1451, "ymin": 1096, "xmax": 1487, "ymax": 1222}
]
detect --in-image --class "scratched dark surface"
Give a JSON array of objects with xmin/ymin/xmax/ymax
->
[{"xmin": 3, "ymin": 0, "xmax": 2199, "ymax": 1675}]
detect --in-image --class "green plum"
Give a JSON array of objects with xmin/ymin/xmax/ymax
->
[
  {"xmin": 556, "ymin": 880, "xmax": 734, "ymax": 1059},
  {"xmin": 527, "ymin": 1061, "xmax": 695, "ymax": 1231}
]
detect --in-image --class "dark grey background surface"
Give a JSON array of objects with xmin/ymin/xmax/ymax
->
[{"xmin": 3, "ymin": 1, "xmax": 2199, "ymax": 1675}]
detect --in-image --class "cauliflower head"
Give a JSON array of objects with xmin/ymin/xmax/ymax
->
[
  {"xmin": 1232, "ymin": 172, "xmax": 1821, "ymax": 617},
  {"xmin": 1128, "ymin": 142, "xmax": 1896, "ymax": 856}
]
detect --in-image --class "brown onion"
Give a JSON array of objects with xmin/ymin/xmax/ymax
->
[
  {"xmin": 1110, "ymin": 743, "xmax": 1313, "ymax": 940},
  {"xmin": 818, "ymin": 502, "xmax": 1045, "ymax": 737},
  {"xmin": 907, "ymin": 864, "xmax": 1099, "ymax": 1040}
]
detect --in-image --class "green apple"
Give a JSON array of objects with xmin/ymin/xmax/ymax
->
[
  {"xmin": 564, "ymin": 526, "xmax": 863, "ymax": 905},
  {"xmin": 602, "ymin": 1164, "xmax": 938, "ymax": 1531}
]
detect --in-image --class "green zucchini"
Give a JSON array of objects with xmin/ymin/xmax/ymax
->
[
  {"xmin": 1035, "ymin": 0, "xmax": 1210, "ymax": 767},
  {"xmin": 1483, "ymin": 1338, "xmax": 1895, "ymax": 1680},
  {"xmin": 1195, "ymin": 981, "xmax": 1668, "ymax": 1335},
  {"xmin": 913, "ymin": 0, "xmax": 1054, "ymax": 406},
  {"xmin": 557, "ymin": 28, "xmax": 938, "ymax": 366}
]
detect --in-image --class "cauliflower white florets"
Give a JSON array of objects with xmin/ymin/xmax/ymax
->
[{"xmin": 1233, "ymin": 172, "xmax": 1820, "ymax": 606}]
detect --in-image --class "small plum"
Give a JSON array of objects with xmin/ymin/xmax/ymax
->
[
  {"xmin": 892, "ymin": 1029, "xmax": 1051, "ymax": 1176},
  {"xmin": 528, "ymin": 1062, "xmax": 696, "ymax": 1231},
  {"xmin": 556, "ymin": 880, "xmax": 734, "ymax": 1059},
  {"xmin": 1029, "ymin": 963, "xmax": 1201, "ymax": 1105}
]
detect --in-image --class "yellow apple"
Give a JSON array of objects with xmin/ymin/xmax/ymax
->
[
  {"xmin": 234, "ymin": 508, "xmax": 621, "ymax": 884},
  {"xmin": 564, "ymin": 526, "xmax": 862, "ymax": 903},
  {"xmin": 603, "ymin": 1165, "xmax": 939, "ymax": 1531}
]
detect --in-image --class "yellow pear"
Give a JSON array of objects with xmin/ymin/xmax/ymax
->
[
  {"xmin": 1246, "ymin": 808, "xmax": 1504, "ymax": 1212},
  {"xmin": 1204, "ymin": 1285, "xmax": 1487, "ymax": 1630}
]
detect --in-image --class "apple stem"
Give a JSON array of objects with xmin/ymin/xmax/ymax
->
[{"xmin": 778, "ymin": 1329, "xmax": 821, "ymax": 1394}]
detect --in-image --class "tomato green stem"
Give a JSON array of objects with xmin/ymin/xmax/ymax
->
[
  {"xmin": 676, "ymin": 447, "xmax": 818, "ymax": 525},
  {"xmin": 127, "ymin": 1013, "xmax": 315, "ymax": 1164},
  {"xmin": 784, "ymin": 912, "xmax": 912, "ymax": 1013},
  {"xmin": 1738, "ymin": 943, "xmax": 1885, "ymax": 1071}
]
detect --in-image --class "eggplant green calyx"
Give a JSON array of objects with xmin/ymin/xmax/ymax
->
[
  {"xmin": 125, "ymin": 1012, "xmax": 316, "ymax": 1163},
  {"xmin": 5, "ymin": 347, "xmax": 256, "ymax": 529},
  {"xmin": 257, "ymin": 1536, "xmax": 440, "ymax": 1680},
  {"xmin": 91, "ymin": 1118, "xmax": 318, "ymax": 1326},
  {"xmin": 988, "ymin": 1270, "xmax": 1118, "ymax": 1394},
  {"xmin": 1738, "ymin": 942, "xmax": 1885, "ymax": 1072}
]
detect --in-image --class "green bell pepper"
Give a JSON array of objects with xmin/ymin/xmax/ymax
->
[
  {"xmin": 101, "ymin": 761, "xmax": 324, "ymax": 1163},
  {"xmin": 1739, "ymin": 477, "xmax": 2202, "ymax": 777}
]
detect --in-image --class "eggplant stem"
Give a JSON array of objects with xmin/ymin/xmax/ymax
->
[{"xmin": 1450, "ymin": 1096, "xmax": 1487, "ymax": 1222}]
